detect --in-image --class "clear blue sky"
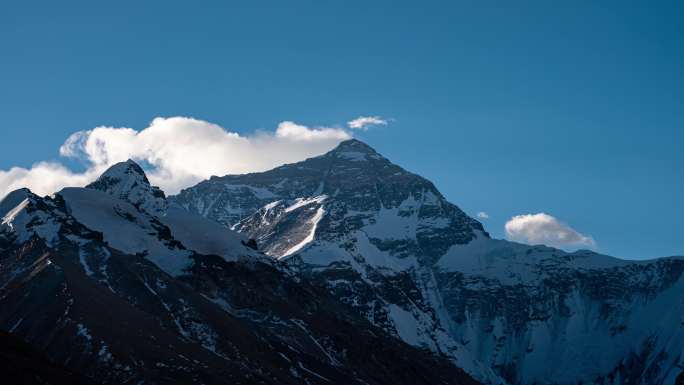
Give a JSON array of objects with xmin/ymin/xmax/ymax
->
[{"xmin": 1, "ymin": 0, "xmax": 682, "ymax": 259}]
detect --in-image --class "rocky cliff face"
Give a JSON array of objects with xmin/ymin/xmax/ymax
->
[
  {"xmin": 172, "ymin": 139, "xmax": 684, "ymax": 385},
  {"xmin": 0, "ymin": 160, "xmax": 479, "ymax": 385}
]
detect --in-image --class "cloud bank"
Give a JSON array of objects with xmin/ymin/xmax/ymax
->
[
  {"xmin": 505, "ymin": 213, "xmax": 596, "ymax": 250},
  {"xmin": 347, "ymin": 116, "xmax": 388, "ymax": 130},
  {"xmin": 1, "ymin": 117, "xmax": 352, "ymax": 199}
]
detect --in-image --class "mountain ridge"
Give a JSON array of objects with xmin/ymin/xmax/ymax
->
[{"xmin": 1, "ymin": 138, "xmax": 682, "ymax": 385}]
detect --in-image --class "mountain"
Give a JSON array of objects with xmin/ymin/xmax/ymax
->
[
  {"xmin": 0, "ymin": 160, "xmax": 479, "ymax": 385},
  {"xmin": 173, "ymin": 139, "xmax": 684, "ymax": 385}
]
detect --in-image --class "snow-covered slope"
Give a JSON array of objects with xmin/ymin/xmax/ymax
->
[
  {"xmin": 437, "ymin": 234, "xmax": 684, "ymax": 385},
  {"xmin": 173, "ymin": 139, "xmax": 684, "ymax": 385}
]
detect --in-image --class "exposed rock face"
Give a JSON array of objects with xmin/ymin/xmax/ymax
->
[
  {"xmin": 0, "ymin": 160, "xmax": 479, "ymax": 385},
  {"xmin": 172, "ymin": 139, "xmax": 684, "ymax": 385}
]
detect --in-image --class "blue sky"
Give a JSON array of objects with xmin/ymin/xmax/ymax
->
[{"xmin": 1, "ymin": 0, "xmax": 682, "ymax": 259}]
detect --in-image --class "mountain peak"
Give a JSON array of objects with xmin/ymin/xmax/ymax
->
[
  {"xmin": 87, "ymin": 160, "xmax": 167, "ymax": 215},
  {"xmin": 103, "ymin": 159, "xmax": 148, "ymax": 180},
  {"xmin": 331, "ymin": 138, "xmax": 377, "ymax": 153},
  {"xmin": 325, "ymin": 139, "xmax": 385, "ymax": 163}
]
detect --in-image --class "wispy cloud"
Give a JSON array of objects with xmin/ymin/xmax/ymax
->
[
  {"xmin": 347, "ymin": 116, "xmax": 388, "ymax": 130},
  {"xmin": 1, "ymin": 116, "xmax": 352, "ymax": 198},
  {"xmin": 505, "ymin": 213, "xmax": 596, "ymax": 250},
  {"xmin": 477, "ymin": 211, "xmax": 489, "ymax": 219}
]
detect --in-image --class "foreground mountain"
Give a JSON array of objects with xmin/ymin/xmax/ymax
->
[
  {"xmin": 0, "ymin": 160, "xmax": 479, "ymax": 385},
  {"xmin": 173, "ymin": 139, "xmax": 684, "ymax": 385}
]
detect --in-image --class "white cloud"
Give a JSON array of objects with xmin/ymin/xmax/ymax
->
[
  {"xmin": 0, "ymin": 116, "xmax": 352, "ymax": 199},
  {"xmin": 477, "ymin": 211, "xmax": 489, "ymax": 219},
  {"xmin": 275, "ymin": 121, "xmax": 350, "ymax": 141},
  {"xmin": 505, "ymin": 213, "xmax": 596, "ymax": 250},
  {"xmin": 0, "ymin": 162, "xmax": 97, "ymax": 200},
  {"xmin": 347, "ymin": 116, "xmax": 388, "ymax": 130}
]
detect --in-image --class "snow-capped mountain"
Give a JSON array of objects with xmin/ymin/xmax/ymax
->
[
  {"xmin": 173, "ymin": 139, "xmax": 684, "ymax": 385},
  {"xmin": 86, "ymin": 159, "xmax": 168, "ymax": 216},
  {"xmin": 0, "ymin": 160, "xmax": 478, "ymax": 385}
]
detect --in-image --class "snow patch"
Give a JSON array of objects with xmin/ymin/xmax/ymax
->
[
  {"xmin": 161, "ymin": 205, "xmax": 250, "ymax": 262},
  {"xmin": 77, "ymin": 323, "xmax": 93, "ymax": 341},
  {"xmin": 282, "ymin": 205, "xmax": 325, "ymax": 257},
  {"xmin": 60, "ymin": 188, "xmax": 193, "ymax": 276},
  {"xmin": 364, "ymin": 196, "xmax": 419, "ymax": 240},
  {"xmin": 387, "ymin": 304, "xmax": 420, "ymax": 345},
  {"xmin": 1, "ymin": 198, "xmax": 29, "ymax": 230},
  {"xmin": 284, "ymin": 195, "xmax": 327, "ymax": 213}
]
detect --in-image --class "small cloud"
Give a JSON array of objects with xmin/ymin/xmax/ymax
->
[
  {"xmin": 477, "ymin": 211, "xmax": 489, "ymax": 219},
  {"xmin": 347, "ymin": 116, "xmax": 388, "ymax": 130},
  {"xmin": 505, "ymin": 213, "xmax": 596, "ymax": 250}
]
